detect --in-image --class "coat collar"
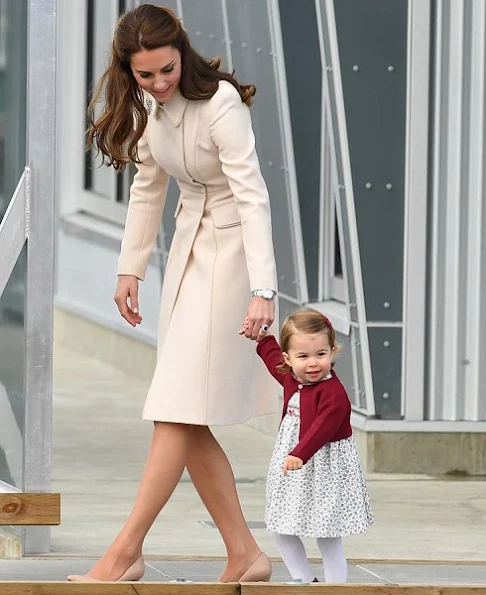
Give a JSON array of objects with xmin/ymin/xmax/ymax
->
[{"xmin": 143, "ymin": 87, "xmax": 189, "ymax": 126}]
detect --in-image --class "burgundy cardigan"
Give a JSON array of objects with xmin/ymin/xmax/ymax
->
[{"xmin": 257, "ymin": 335, "xmax": 352, "ymax": 464}]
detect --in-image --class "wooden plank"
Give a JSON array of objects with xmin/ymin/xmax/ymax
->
[
  {"xmin": 0, "ymin": 582, "xmax": 238, "ymax": 595},
  {"xmin": 0, "ymin": 494, "xmax": 60, "ymax": 526},
  {"xmin": 241, "ymin": 585, "xmax": 486, "ymax": 595}
]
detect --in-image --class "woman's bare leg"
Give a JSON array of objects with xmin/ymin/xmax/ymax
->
[
  {"xmin": 186, "ymin": 426, "xmax": 262, "ymax": 582},
  {"xmin": 86, "ymin": 422, "xmax": 194, "ymax": 581}
]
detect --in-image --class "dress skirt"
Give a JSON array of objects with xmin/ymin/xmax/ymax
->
[{"xmin": 265, "ymin": 392, "xmax": 373, "ymax": 538}]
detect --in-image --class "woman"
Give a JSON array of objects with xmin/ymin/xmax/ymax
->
[{"xmin": 68, "ymin": 3, "xmax": 278, "ymax": 584}]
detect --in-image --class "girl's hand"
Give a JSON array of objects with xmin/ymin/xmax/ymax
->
[
  {"xmin": 114, "ymin": 275, "xmax": 143, "ymax": 327},
  {"xmin": 283, "ymin": 455, "xmax": 303, "ymax": 475},
  {"xmin": 238, "ymin": 296, "xmax": 275, "ymax": 341}
]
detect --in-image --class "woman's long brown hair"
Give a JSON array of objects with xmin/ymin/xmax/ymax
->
[{"xmin": 87, "ymin": 4, "xmax": 256, "ymax": 171}]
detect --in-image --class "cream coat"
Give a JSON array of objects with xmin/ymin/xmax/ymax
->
[{"xmin": 118, "ymin": 81, "xmax": 278, "ymax": 425}]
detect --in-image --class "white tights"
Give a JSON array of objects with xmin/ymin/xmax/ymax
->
[{"xmin": 273, "ymin": 532, "xmax": 347, "ymax": 583}]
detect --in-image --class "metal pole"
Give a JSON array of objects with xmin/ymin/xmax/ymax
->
[{"xmin": 23, "ymin": 0, "xmax": 56, "ymax": 554}]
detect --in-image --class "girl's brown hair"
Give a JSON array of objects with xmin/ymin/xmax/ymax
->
[
  {"xmin": 276, "ymin": 308, "xmax": 340, "ymax": 374},
  {"xmin": 87, "ymin": 4, "xmax": 256, "ymax": 171}
]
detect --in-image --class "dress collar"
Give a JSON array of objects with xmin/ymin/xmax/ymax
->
[
  {"xmin": 143, "ymin": 87, "xmax": 189, "ymax": 126},
  {"xmin": 292, "ymin": 371, "xmax": 333, "ymax": 386}
]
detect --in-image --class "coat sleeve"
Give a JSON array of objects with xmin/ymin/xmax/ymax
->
[
  {"xmin": 256, "ymin": 336, "xmax": 288, "ymax": 386},
  {"xmin": 289, "ymin": 385, "xmax": 351, "ymax": 464},
  {"xmin": 209, "ymin": 81, "xmax": 277, "ymax": 292},
  {"xmin": 117, "ymin": 129, "xmax": 170, "ymax": 281}
]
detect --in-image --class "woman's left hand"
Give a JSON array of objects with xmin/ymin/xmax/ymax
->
[{"xmin": 238, "ymin": 296, "xmax": 275, "ymax": 341}]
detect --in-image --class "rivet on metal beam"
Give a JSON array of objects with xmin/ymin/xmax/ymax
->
[
  {"xmin": 365, "ymin": 182, "xmax": 372, "ymax": 189},
  {"xmin": 382, "ymin": 392, "xmax": 390, "ymax": 399},
  {"xmin": 387, "ymin": 65, "xmax": 395, "ymax": 72},
  {"xmin": 383, "ymin": 301, "xmax": 390, "ymax": 308},
  {"xmin": 383, "ymin": 341, "xmax": 390, "ymax": 347},
  {"xmin": 352, "ymin": 64, "xmax": 359, "ymax": 71},
  {"xmin": 386, "ymin": 183, "xmax": 393, "ymax": 190}
]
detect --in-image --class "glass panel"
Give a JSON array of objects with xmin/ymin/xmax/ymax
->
[
  {"xmin": 0, "ymin": 242, "xmax": 26, "ymax": 489},
  {"xmin": 85, "ymin": 0, "xmax": 122, "ymax": 199},
  {"xmin": 225, "ymin": 0, "xmax": 300, "ymax": 299},
  {"xmin": 334, "ymin": 210, "xmax": 343, "ymax": 278},
  {"xmin": 117, "ymin": 162, "xmax": 137, "ymax": 205},
  {"xmin": 0, "ymin": 0, "xmax": 28, "ymax": 223}
]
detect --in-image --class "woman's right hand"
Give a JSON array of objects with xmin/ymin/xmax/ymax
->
[{"xmin": 114, "ymin": 275, "xmax": 142, "ymax": 327}]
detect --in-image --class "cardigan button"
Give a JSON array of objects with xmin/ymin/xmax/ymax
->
[{"xmin": 298, "ymin": 384, "xmax": 303, "ymax": 390}]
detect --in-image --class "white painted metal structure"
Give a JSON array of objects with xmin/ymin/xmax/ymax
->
[
  {"xmin": 268, "ymin": 0, "xmax": 309, "ymax": 305},
  {"xmin": 402, "ymin": 0, "xmax": 431, "ymax": 421},
  {"xmin": 315, "ymin": 0, "xmax": 375, "ymax": 416},
  {"xmin": 427, "ymin": 0, "xmax": 486, "ymax": 422},
  {"xmin": 0, "ymin": 0, "xmax": 56, "ymax": 553}
]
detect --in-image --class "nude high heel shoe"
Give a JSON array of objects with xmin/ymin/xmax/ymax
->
[
  {"xmin": 67, "ymin": 556, "xmax": 145, "ymax": 582},
  {"xmin": 239, "ymin": 552, "xmax": 272, "ymax": 582}
]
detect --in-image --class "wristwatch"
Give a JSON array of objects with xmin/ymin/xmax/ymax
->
[{"xmin": 251, "ymin": 289, "xmax": 277, "ymax": 300}]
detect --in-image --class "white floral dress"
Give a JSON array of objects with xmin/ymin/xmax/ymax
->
[{"xmin": 265, "ymin": 383, "xmax": 373, "ymax": 538}]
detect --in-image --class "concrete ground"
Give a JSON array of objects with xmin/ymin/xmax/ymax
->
[
  {"xmin": 2, "ymin": 557, "xmax": 486, "ymax": 585},
  {"xmin": 2, "ymin": 343, "xmax": 486, "ymax": 585}
]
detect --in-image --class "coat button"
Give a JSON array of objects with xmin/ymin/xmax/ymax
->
[{"xmin": 298, "ymin": 384, "xmax": 303, "ymax": 390}]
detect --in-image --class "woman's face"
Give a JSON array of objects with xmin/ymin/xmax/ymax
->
[{"xmin": 131, "ymin": 46, "xmax": 182, "ymax": 103}]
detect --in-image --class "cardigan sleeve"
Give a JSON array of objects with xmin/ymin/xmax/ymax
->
[
  {"xmin": 256, "ymin": 335, "xmax": 288, "ymax": 386},
  {"xmin": 289, "ymin": 383, "xmax": 351, "ymax": 464},
  {"xmin": 209, "ymin": 81, "xmax": 277, "ymax": 292},
  {"xmin": 117, "ymin": 128, "xmax": 170, "ymax": 281}
]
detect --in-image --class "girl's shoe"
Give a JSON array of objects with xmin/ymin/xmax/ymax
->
[
  {"xmin": 239, "ymin": 552, "xmax": 272, "ymax": 582},
  {"xmin": 67, "ymin": 556, "xmax": 145, "ymax": 582}
]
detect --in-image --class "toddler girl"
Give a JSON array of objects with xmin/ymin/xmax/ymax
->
[{"xmin": 256, "ymin": 308, "xmax": 373, "ymax": 583}]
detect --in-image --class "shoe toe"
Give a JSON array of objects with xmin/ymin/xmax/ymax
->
[{"xmin": 67, "ymin": 574, "xmax": 100, "ymax": 582}]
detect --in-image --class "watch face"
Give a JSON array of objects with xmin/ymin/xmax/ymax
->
[{"xmin": 263, "ymin": 289, "xmax": 274, "ymax": 299}]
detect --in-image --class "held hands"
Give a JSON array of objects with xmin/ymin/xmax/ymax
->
[
  {"xmin": 114, "ymin": 275, "xmax": 143, "ymax": 327},
  {"xmin": 238, "ymin": 296, "xmax": 275, "ymax": 342},
  {"xmin": 283, "ymin": 455, "xmax": 304, "ymax": 476}
]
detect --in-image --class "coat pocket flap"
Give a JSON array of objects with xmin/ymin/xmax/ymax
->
[{"xmin": 210, "ymin": 202, "xmax": 241, "ymax": 229}]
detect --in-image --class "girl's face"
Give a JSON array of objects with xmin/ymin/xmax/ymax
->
[
  {"xmin": 131, "ymin": 46, "xmax": 182, "ymax": 104},
  {"xmin": 283, "ymin": 331, "xmax": 336, "ymax": 384}
]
